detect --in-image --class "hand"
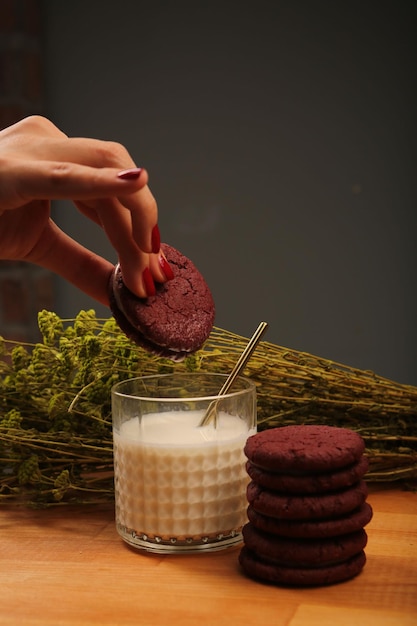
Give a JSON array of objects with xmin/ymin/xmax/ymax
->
[{"xmin": 0, "ymin": 115, "xmax": 173, "ymax": 305}]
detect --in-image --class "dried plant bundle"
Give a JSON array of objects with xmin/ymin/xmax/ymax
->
[{"xmin": 1, "ymin": 310, "xmax": 416, "ymax": 507}]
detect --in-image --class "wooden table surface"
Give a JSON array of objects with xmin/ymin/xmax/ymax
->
[{"xmin": 1, "ymin": 484, "xmax": 416, "ymax": 626}]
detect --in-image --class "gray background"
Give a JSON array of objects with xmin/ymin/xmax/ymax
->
[{"xmin": 41, "ymin": 1, "xmax": 416, "ymax": 385}]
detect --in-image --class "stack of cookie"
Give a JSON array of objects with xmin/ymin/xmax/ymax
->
[{"xmin": 239, "ymin": 425, "xmax": 373, "ymax": 586}]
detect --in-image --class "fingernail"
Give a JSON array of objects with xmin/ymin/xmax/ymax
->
[
  {"xmin": 117, "ymin": 167, "xmax": 143, "ymax": 180},
  {"xmin": 151, "ymin": 224, "xmax": 161, "ymax": 253},
  {"xmin": 159, "ymin": 255, "xmax": 175, "ymax": 281},
  {"xmin": 142, "ymin": 266, "xmax": 156, "ymax": 297}
]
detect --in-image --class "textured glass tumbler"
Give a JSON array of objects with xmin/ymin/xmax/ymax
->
[{"xmin": 112, "ymin": 373, "xmax": 257, "ymax": 554}]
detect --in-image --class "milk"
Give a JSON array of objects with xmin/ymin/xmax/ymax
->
[{"xmin": 113, "ymin": 409, "xmax": 255, "ymax": 541}]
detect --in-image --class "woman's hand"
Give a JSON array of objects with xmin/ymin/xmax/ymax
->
[{"xmin": 0, "ymin": 116, "xmax": 173, "ymax": 305}]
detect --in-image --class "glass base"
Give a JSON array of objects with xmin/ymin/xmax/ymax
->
[{"xmin": 116, "ymin": 522, "xmax": 243, "ymax": 554}]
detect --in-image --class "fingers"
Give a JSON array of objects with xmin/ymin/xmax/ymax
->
[
  {"xmin": 81, "ymin": 197, "xmax": 166, "ymax": 297},
  {"xmin": 114, "ymin": 184, "xmax": 159, "ymax": 253},
  {"xmin": 1, "ymin": 157, "xmax": 169, "ymax": 298},
  {"xmin": 1, "ymin": 158, "xmax": 148, "ymax": 206},
  {"xmin": 29, "ymin": 216, "xmax": 167, "ymax": 302},
  {"xmin": 2, "ymin": 158, "xmax": 159, "ymax": 261},
  {"xmin": 0, "ymin": 115, "xmax": 174, "ymax": 299},
  {"xmin": 2, "ymin": 119, "xmax": 159, "ymax": 253},
  {"xmin": 33, "ymin": 135, "xmax": 162, "ymax": 255}
]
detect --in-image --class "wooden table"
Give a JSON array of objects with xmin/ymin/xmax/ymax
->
[{"xmin": 1, "ymin": 484, "xmax": 416, "ymax": 626}]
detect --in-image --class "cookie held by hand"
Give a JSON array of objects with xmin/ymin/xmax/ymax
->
[{"xmin": 108, "ymin": 243, "xmax": 215, "ymax": 361}]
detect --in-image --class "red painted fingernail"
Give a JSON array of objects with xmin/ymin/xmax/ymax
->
[
  {"xmin": 142, "ymin": 267, "xmax": 156, "ymax": 297},
  {"xmin": 159, "ymin": 255, "xmax": 175, "ymax": 281},
  {"xmin": 117, "ymin": 167, "xmax": 143, "ymax": 180},
  {"xmin": 151, "ymin": 224, "xmax": 161, "ymax": 253}
]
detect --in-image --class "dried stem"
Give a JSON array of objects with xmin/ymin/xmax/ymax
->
[{"xmin": 1, "ymin": 310, "xmax": 416, "ymax": 507}]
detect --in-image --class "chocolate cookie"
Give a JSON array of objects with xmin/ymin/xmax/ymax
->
[
  {"xmin": 244, "ymin": 425, "xmax": 365, "ymax": 473},
  {"xmin": 108, "ymin": 243, "xmax": 215, "ymax": 361},
  {"xmin": 239, "ymin": 546, "xmax": 367, "ymax": 587},
  {"xmin": 247, "ymin": 502, "xmax": 373, "ymax": 538},
  {"xmin": 245, "ymin": 455, "xmax": 369, "ymax": 494},
  {"xmin": 242, "ymin": 523, "xmax": 368, "ymax": 566},
  {"xmin": 246, "ymin": 479, "xmax": 368, "ymax": 520}
]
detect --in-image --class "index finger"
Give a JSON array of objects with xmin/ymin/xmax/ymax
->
[{"xmin": 1, "ymin": 158, "xmax": 148, "ymax": 211}]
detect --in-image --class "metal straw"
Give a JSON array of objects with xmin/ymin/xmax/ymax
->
[{"xmin": 198, "ymin": 321, "xmax": 269, "ymax": 427}]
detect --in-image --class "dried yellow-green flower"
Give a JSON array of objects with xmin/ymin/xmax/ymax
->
[{"xmin": 0, "ymin": 309, "xmax": 416, "ymax": 507}]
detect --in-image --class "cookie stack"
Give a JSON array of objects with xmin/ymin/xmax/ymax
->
[{"xmin": 239, "ymin": 425, "xmax": 373, "ymax": 586}]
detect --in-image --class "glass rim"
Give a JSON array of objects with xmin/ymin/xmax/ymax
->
[{"xmin": 111, "ymin": 372, "xmax": 256, "ymax": 403}]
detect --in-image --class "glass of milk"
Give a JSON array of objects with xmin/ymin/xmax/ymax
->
[{"xmin": 111, "ymin": 372, "xmax": 256, "ymax": 553}]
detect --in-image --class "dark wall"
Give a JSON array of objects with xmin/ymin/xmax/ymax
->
[{"xmin": 42, "ymin": 1, "xmax": 417, "ymax": 384}]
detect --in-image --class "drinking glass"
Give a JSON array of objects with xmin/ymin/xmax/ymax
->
[{"xmin": 112, "ymin": 372, "xmax": 256, "ymax": 553}]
